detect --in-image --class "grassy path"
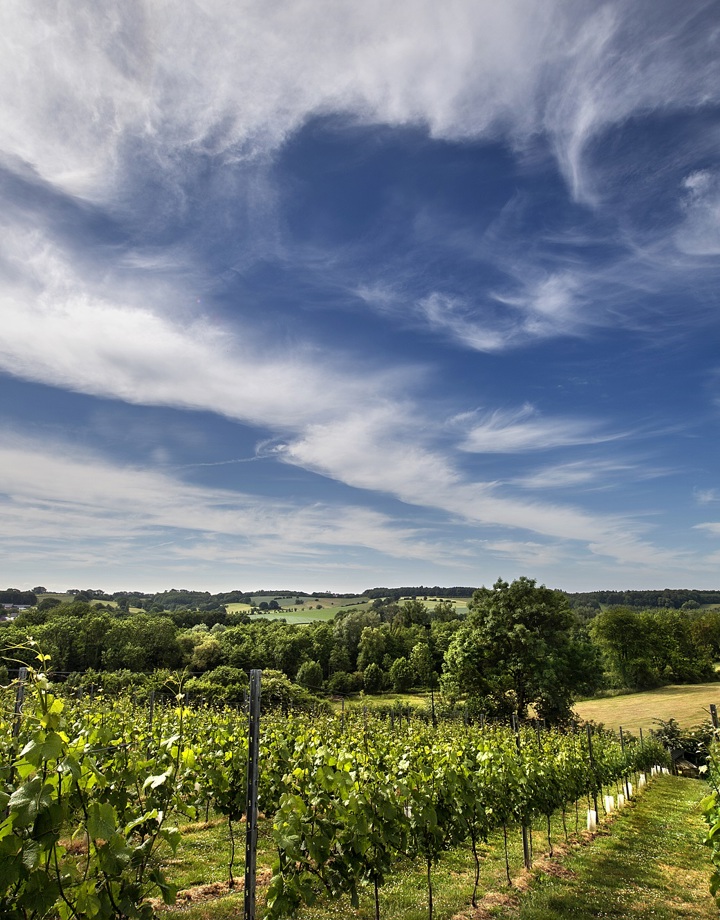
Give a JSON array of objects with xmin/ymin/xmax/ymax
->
[{"xmin": 491, "ymin": 775, "xmax": 715, "ymax": 919}]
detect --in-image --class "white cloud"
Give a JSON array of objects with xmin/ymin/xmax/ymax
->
[
  {"xmin": 0, "ymin": 432, "xmax": 445, "ymax": 567},
  {"xmin": 274, "ymin": 404, "xmax": 463, "ymax": 497},
  {"xmin": 491, "ymin": 272, "xmax": 584, "ymax": 341},
  {"xmin": 675, "ymin": 171, "xmax": 720, "ymax": 256},
  {"xmin": 0, "ymin": 0, "xmax": 546, "ymax": 197},
  {"xmin": 2, "ymin": 0, "xmax": 717, "ymax": 374},
  {"xmin": 275, "ymin": 403, "xmax": 694, "ymax": 573},
  {"xmin": 455, "ymin": 404, "xmax": 612, "ymax": 453},
  {"xmin": 416, "ymin": 293, "xmax": 509, "ymax": 352},
  {"xmin": 695, "ymin": 523, "xmax": 720, "ymax": 536},
  {"xmin": 543, "ymin": 4, "xmax": 720, "ymax": 203},
  {"xmin": 514, "ymin": 460, "xmax": 634, "ymax": 490},
  {"xmin": 483, "ymin": 539, "xmax": 566, "ymax": 568},
  {"xmin": 0, "ymin": 229, "xmax": 408, "ymax": 430},
  {"xmin": 694, "ymin": 488, "xmax": 720, "ymax": 505},
  {"xmin": 2, "ymin": 0, "xmax": 717, "ymax": 205}
]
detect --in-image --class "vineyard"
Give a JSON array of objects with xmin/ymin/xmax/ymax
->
[{"xmin": 1, "ymin": 657, "xmax": 672, "ymax": 920}]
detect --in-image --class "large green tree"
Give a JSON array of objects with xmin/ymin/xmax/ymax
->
[
  {"xmin": 442, "ymin": 577, "xmax": 589, "ymax": 723},
  {"xmin": 590, "ymin": 606, "xmax": 715, "ymax": 689}
]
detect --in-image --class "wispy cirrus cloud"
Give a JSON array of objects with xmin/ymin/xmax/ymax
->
[
  {"xmin": 1, "ymin": 0, "xmax": 718, "ymax": 592},
  {"xmin": 0, "ymin": 431, "xmax": 447, "ymax": 570},
  {"xmin": 1, "ymin": 0, "xmax": 717, "ymax": 375},
  {"xmin": 454, "ymin": 404, "xmax": 616, "ymax": 453},
  {"xmin": 0, "ymin": 228, "xmax": 411, "ymax": 431},
  {"xmin": 2, "ymin": 0, "xmax": 717, "ymax": 205},
  {"xmin": 0, "ymin": 222, "xmax": 693, "ymax": 577},
  {"xmin": 676, "ymin": 171, "xmax": 720, "ymax": 257},
  {"xmin": 416, "ymin": 273, "xmax": 589, "ymax": 352},
  {"xmin": 695, "ymin": 523, "xmax": 720, "ymax": 536},
  {"xmin": 274, "ymin": 404, "xmax": 695, "ymax": 574},
  {"xmin": 513, "ymin": 460, "xmax": 637, "ymax": 491},
  {"xmin": 542, "ymin": 2, "xmax": 720, "ymax": 204},
  {"xmin": 353, "ymin": 171, "xmax": 720, "ymax": 356},
  {"xmin": 482, "ymin": 539, "xmax": 567, "ymax": 568},
  {"xmin": 694, "ymin": 488, "xmax": 720, "ymax": 505},
  {"xmin": 416, "ymin": 293, "xmax": 508, "ymax": 352}
]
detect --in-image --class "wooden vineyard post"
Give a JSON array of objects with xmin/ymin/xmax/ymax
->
[
  {"xmin": 244, "ymin": 669, "xmax": 262, "ymax": 920},
  {"xmin": 710, "ymin": 703, "xmax": 718, "ymax": 732}
]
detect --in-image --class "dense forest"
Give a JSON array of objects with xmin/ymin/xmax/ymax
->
[
  {"xmin": 565, "ymin": 588, "xmax": 720, "ymax": 610},
  {"xmin": 3, "ymin": 579, "xmax": 720, "ymax": 723},
  {"xmin": 362, "ymin": 586, "xmax": 720, "ymax": 608}
]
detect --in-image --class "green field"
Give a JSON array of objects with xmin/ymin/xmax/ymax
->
[
  {"xmin": 226, "ymin": 595, "xmax": 372, "ymax": 623},
  {"xmin": 574, "ymin": 681, "xmax": 720, "ymax": 732},
  {"xmin": 401, "ymin": 595, "xmax": 472, "ymax": 615},
  {"xmin": 342, "ymin": 691, "xmax": 432, "ymax": 711},
  {"xmin": 246, "ymin": 608, "xmax": 340, "ymax": 624}
]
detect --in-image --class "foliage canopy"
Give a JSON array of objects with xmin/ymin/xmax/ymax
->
[{"xmin": 442, "ymin": 577, "xmax": 590, "ymax": 723}]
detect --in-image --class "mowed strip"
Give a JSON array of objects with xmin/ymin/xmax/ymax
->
[{"xmin": 491, "ymin": 775, "xmax": 715, "ymax": 920}]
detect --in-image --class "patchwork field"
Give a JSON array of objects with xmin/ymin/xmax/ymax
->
[{"xmin": 225, "ymin": 595, "xmax": 372, "ymax": 623}]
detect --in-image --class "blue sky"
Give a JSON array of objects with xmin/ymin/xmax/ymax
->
[{"xmin": 2, "ymin": 0, "xmax": 720, "ymax": 593}]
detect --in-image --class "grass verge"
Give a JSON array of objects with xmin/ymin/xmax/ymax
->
[{"xmin": 490, "ymin": 775, "xmax": 715, "ymax": 919}]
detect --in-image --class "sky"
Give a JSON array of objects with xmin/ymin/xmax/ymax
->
[{"xmin": 2, "ymin": 0, "xmax": 720, "ymax": 594}]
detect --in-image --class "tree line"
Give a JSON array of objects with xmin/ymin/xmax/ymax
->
[{"xmin": 2, "ymin": 578, "xmax": 719, "ymax": 723}]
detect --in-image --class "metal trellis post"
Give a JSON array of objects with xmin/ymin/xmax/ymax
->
[
  {"xmin": 12, "ymin": 666, "xmax": 28, "ymax": 738},
  {"xmin": 586, "ymin": 724, "xmax": 599, "ymax": 816},
  {"xmin": 244, "ymin": 669, "xmax": 262, "ymax": 920}
]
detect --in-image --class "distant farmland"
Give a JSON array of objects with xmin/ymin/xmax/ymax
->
[{"xmin": 226, "ymin": 595, "xmax": 372, "ymax": 623}]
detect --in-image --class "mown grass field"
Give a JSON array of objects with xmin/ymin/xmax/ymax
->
[
  {"xmin": 573, "ymin": 681, "xmax": 720, "ymax": 732},
  {"xmin": 400, "ymin": 595, "xmax": 472, "ymax": 616},
  {"xmin": 244, "ymin": 608, "xmax": 340, "ymax": 624},
  {"xmin": 342, "ymin": 691, "xmax": 432, "ymax": 711}
]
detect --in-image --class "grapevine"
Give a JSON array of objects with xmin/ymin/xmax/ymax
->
[{"xmin": 0, "ymin": 658, "xmax": 670, "ymax": 920}]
